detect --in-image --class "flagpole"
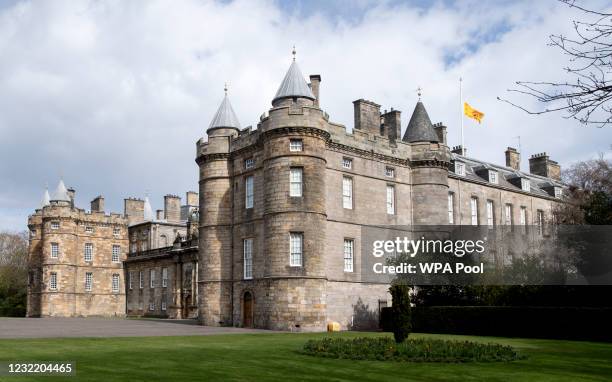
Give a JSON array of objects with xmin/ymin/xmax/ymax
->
[{"xmin": 460, "ymin": 77, "xmax": 464, "ymax": 156}]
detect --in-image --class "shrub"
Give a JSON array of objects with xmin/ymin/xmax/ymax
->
[
  {"xmin": 303, "ymin": 337, "xmax": 524, "ymax": 362},
  {"xmin": 389, "ymin": 285, "xmax": 411, "ymax": 343}
]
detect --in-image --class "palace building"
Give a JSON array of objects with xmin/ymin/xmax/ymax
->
[{"xmin": 27, "ymin": 53, "xmax": 564, "ymax": 331}]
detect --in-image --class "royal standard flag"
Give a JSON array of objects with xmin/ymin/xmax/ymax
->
[{"xmin": 464, "ymin": 102, "xmax": 484, "ymax": 124}]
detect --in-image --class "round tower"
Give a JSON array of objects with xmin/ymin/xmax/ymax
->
[
  {"xmin": 258, "ymin": 52, "xmax": 329, "ymax": 331},
  {"xmin": 196, "ymin": 86, "xmax": 240, "ymax": 326},
  {"xmin": 403, "ymin": 101, "xmax": 451, "ymax": 225}
]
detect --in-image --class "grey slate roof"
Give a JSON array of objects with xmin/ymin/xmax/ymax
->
[
  {"xmin": 450, "ymin": 152, "xmax": 564, "ymax": 197},
  {"xmin": 40, "ymin": 188, "xmax": 50, "ymax": 208},
  {"xmin": 273, "ymin": 60, "xmax": 315, "ymax": 103},
  {"xmin": 209, "ymin": 95, "xmax": 241, "ymax": 130},
  {"xmin": 51, "ymin": 179, "xmax": 70, "ymax": 202},
  {"xmin": 402, "ymin": 101, "xmax": 439, "ymax": 143},
  {"xmin": 143, "ymin": 196, "xmax": 154, "ymax": 221}
]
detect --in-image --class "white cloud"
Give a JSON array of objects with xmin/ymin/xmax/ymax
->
[{"xmin": 0, "ymin": 0, "xmax": 611, "ymax": 230}]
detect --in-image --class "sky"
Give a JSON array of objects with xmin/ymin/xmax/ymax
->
[{"xmin": 1, "ymin": 0, "xmax": 612, "ymax": 231}]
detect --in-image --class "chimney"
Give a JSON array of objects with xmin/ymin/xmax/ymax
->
[
  {"xmin": 164, "ymin": 194, "xmax": 181, "ymax": 222},
  {"xmin": 353, "ymin": 99, "xmax": 381, "ymax": 135},
  {"xmin": 67, "ymin": 187, "xmax": 76, "ymax": 208},
  {"xmin": 433, "ymin": 123, "xmax": 447, "ymax": 145},
  {"xmin": 505, "ymin": 147, "xmax": 520, "ymax": 170},
  {"xmin": 124, "ymin": 198, "xmax": 144, "ymax": 225},
  {"xmin": 529, "ymin": 152, "xmax": 561, "ymax": 180},
  {"xmin": 91, "ymin": 196, "xmax": 104, "ymax": 212},
  {"xmin": 309, "ymin": 74, "xmax": 321, "ymax": 108},
  {"xmin": 156, "ymin": 209, "xmax": 164, "ymax": 220},
  {"xmin": 186, "ymin": 191, "xmax": 198, "ymax": 207},
  {"xmin": 382, "ymin": 109, "xmax": 402, "ymax": 141},
  {"xmin": 451, "ymin": 145, "xmax": 466, "ymax": 156}
]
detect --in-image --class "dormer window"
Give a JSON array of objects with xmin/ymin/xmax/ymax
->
[
  {"xmin": 385, "ymin": 167, "xmax": 395, "ymax": 178},
  {"xmin": 554, "ymin": 187, "xmax": 563, "ymax": 198},
  {"xmin": 342, "ymin": 158, "xmax": 352, "ymax": 169},
  {"xmin": 454, "ymin": 162, "xmax": 465, "ymax": 176},
  {"xmin": 289, "ymin": 139, "xmax": 303, "ymax": 152},
  {"xmin": 489, "ymin": 171, "xmax": 498, "ymax": 184},
  {"xmin": 245, "ymin": 158, "xmax": 255, "ymax": 169},
  {"xmin": 521, "ymin": 178, "xmax": 531, "ymax": 192}
]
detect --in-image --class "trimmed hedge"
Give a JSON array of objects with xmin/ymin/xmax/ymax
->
[
  {"xmin": 303, "ymin": 337, "xmax": 524, "ymax": 362},
  {"xmin": 381, "ymin": 306, "xmax": 612, "ymax": 342}
]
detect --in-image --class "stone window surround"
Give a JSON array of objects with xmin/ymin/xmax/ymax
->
[
  {"xmin": 85, "ymin": 272, "xmax": 93, "ymax": 292},
  {"xmin": 447, "ymin": 192, "xmax": 454, "ymax": 224},
  {"xmin": 386, "ymin": 184, "xmax": 395, "ymax": 215},
  {"xmin": 289, "ymin": 167, "xmax": 303, "ymax": 197},
  {"xmin": 342, "ymin": 157, "xmax": 353, "ymax": 169},
  {"xmin": 342, "ymin": 176, "xmax": 353, "ymax": 209},
  {"xmin": 243, "ymin": 238, "xmax": 253, "ymax": 280},
  {"xmin": 289, "ymin": 138, "xmax": 303, "ymax": 152},
  {"xmin": 486, "ymin": 200, "xmax": 495, "ymax": 228},
  {"xmin": 343, "ymin": 238, "xmax": 354, "ymax": 273},
  {"xmin": 112, "ymin": 274, "xmax": 120, "ymax": 293},
  {"xmin": 51, "ymin": 221, "xmax": 60, "ymax": 230},
  {"xmin": 470, "ymin": 196, "xmax": 479, "ymax": 226},
  {"xmin": 245, "ymin": 175, "xmax": 254, "ymax": 209},
  {"xmin": 385, "ymin": 166, "xmax": 395, "ymax": 178},
  {"xmin": 49, "ymin": 272, "xmax": 58, "ymax": 291},
  {"xmin": 112, "ymin": 245, "xmax": 120, "ymax": 263},
  {"xmin": 289, "ymin": 232, "xmax": 303, "ymax": 267},
  {"xmin": 50, "ymin": 242, "xmax": 59, "ymax": 258}
]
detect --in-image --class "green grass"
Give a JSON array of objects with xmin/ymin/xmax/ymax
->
[{"xmin": 0, "ymin": 332, "xmax": 611, "ymax": 381}]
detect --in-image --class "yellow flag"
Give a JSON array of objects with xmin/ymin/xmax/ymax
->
[{"xmin": 464, "ymin": 102, "xmax": 484, "ymax": 124}]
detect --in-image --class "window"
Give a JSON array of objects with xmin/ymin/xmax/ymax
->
[
  {"xmin": 289, "ymin": 139, "xmax": 303, "ymax": 152},
  {"xmin": 139, "ymin": 271, "xmax": 143, "ymax": 289},
  {"xmin": 504, "ymin": 204, "xmax": 513, "ymax": 226},
  {"xmin": 150, "ymin": 269, "xmax": 156, "ymax": 288},
  {"xmin": 161, "ymin": 299, "xmax": 167, "ymax": 311},
  {"xmin": 289, "ymin": 233, "xmax": 303, "ymax": 267},
  {"xmin": 84, "ymin": 243, "xmax": 93, "ymax": 262},
  {"xmin": 162, "ymin": 267, "xmax": 168, "ymax": 288},
  {"xmin": 554, "ymin": 187, "xmax": 563, "ymax": 198},
  {"xmin": 470, "ymin": 197, "xmax": 478, "ymax": 226},
  {"xmin": 149, "ymin": 302, "xmax": 155, "ymax": 311},
  {"xmin": 49, "ymin": 272, "xmax": 57, "ymax": 291},
  {"xmin": 113, "ymin": 227, "xmax": 121, "ymax": 236},
  {"xmin": 520, "ymin": 207, "xmax": 527, "ymax": 226},
  {"xmin": 521, "ymin": 178, "xmax": 531, "ymax": 192},
  {"xmin": 112, "ymin": 245, "xmax": 120, "ymax": 263},
  {"xmin": 448, "ymin": 193, "xmax": 454, "ymax": 224},
  {"xmin": 455, "ymin": 162, "xmax": 465, "ymax": 176},
  {"xmin": 85, "ymin": 226, "xmax": 94, "ymax": 233},
  {"xmin": 486, "ymin": 200, "xmax": 494, "ymax": 228},
  {"xmin": 245, "ymin": 158, "xmax": 255, "ymax": 169},
  {"xmin": 129, "ymin": 272, "xmax": 133, "ymax": 290},
  {"xmin": 245, "ymin": 176, "xmax": 254, "ymax": 209},
  {"xmin": 342, "ymin": 176, "xmax": 353, "ymax": 209},
  {"xmin": 112, "ymin": 274, "xmax": 120, "ymax": 293},
  {"xmin": 344, "ymin": 239, "xmax": 354, "ymax": 272},
  {"xmin": 50, "ymin": 243, "xmax": 59, "ymax": 258},
  {"xmin": 85, "ymin": 272, "xmax": 93, "ymax": 292},
  {"xmin": 537, "ymin": 210, "xmax": 545, "ymax": 234},
  {"xmin": 289, "ymin": 168, "xmax": 303, "ymax": 197},
  {"xmin": 385, "ymin": 167, "xmax": 395, "ymax": 178},
  {"xmin": 51, "ymin": 221, "xmax": 59, "ymax": 230},
  {"xmin": 244, "ymin": 239, "xmax": 253, "ymax": 279},
  {"xmin": 489, "ymin": 171, "xmax": 498, "ymax": 184},
  {"xmin": 386, "ymin": 185, "xmax": 395, "ymax": 215},
  {"xmin": 342, "ymin": 157, "xmax": 352, "ymax": 169}
]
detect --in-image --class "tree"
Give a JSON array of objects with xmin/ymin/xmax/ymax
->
[
  {"xmin": 0, "ymin": 231, "xmax": 28, "ymax": 317},
  {"xmin": 389, "ymin": 284, "xmax": 411, "ymax": 343},
  {"xmin": 499, "ymin": 1, "xmax": 612, "ymax": 127}
]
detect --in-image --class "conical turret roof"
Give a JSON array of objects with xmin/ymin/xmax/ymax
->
[
  {"xmin": 51, "ymin": 179, "xmax": 70, "ymax": 202},
  {"xmin": 208, "ymin": 93, "xmax": 241, "ymax": 131},
  {"xmin": 272, "ymin": 60, "xmax": 314, "ymax": 104},
  {"xmin": 40, "ymin": 188, "xmax": 50, "ymax": 208},
  {"xmin": 402, "ymin": 101, "xmax": 439, "ymax": 143},
  {"xmin": 143, "ymin": 196, "xmax": 154, "ymax": 221}
]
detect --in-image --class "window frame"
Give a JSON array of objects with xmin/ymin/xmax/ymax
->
[
  {"xmin": 470, "ymin": 197, "xmax": 479, "ymax": 226},
  {"xmin": 289, "ymin": 139, "xmax": 303, "ymax": 152},
  {"xmin": 343, "ymin": 238, "xmax": 354, "ymax": 273},
  {"xmin": 486, "ymin": 200, "xmax": 495, "ymax": 228},
  {"xmin": 150, "ymin": 269, "xmax": 155, "ymax": 288},
  {"xmin": 289, "ymin": 167, "xmax": 303, "ymax": 197},
  {"xmin": 342, "ymin": 157, "xmax": 353, "ymax": 169},
  {"xmin": 129, "ymin": 271, "xmax": 133, "ymax": 290},
  {"xmin": 289, "ymin": 232, "xmax": 303, "ymax": 267},
  {"xmin": 112, "ymin": 245, "xmax": 120, "ymax": 263},
  {"xmin": 385, "ymin": 167, "xmax": 395, "ymax": 178},
  {"xmin": 51, "ymin": 221, "xmax": 60, "ymax": 230},
  {"xmin": 521, "ymin": 178, "xmax": 531, "ymax": 192},
  {"xmin": 455, "ymin": 162, "xmax": 466, "ymax": 176},
  {"xmin": 139, "ymin": 271, "xmax": 144, "ymax": 289},
  {"xmin": 243, "ymin": 238, "xmax": 253, "ymax": 280},
  {"xmin": 85, "ymin": 226, "xmax": 94, "ymax": 234},
  {"xmin": 84, "ymin": 243, "xmax": 93, "ymax": 262},
  {"xmin": 50, "ymin": 242, "xmax": 59, "ymax": 258},
  {"xmin": 448, "ymin": 192, "xmax": 454, "ymax": 224},
  {"xmin": 505, "ymin": 204, "xmax": 513, "ymax": 226},
  {"xmin": 245, "ymin": 175, "xmax": 254, "ymax": 209},
  {"xmin": 85, "ymin": 272, "xmax": 93, "ymax": 292},
  {"xmin": 244, "ymin": 158, "xmax": 255, "ymax": 169},
  {"xmin": 342, "ymin": 176, "xmax": 353, "ymax": 209},
  {"xmin": 112, "ymin": 274, "xmax": 120, "ymax": 293},
  {"xmin": 162, "ymin": 267, "xmax": 168, "ymax": 288},
  {"xmin": 489, "ymin": 171, "xmax": 498, "ymax": 184},
  {"xmin": 386, "ymin": 185, "xmax": 396, "ymax": 215},
  {"xmin": 49, "ymin": 272, "xmax": 58, "ymax": 291}
]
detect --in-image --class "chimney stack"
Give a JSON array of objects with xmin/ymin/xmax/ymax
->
[
  {"xmin": 433, "ymin": 123, "xmax": 447, "ymax": 145},
  {"xmin": 124, "ymin": 198, "xmax": 144, "ymax": 225},
  {"xmin": 382, "ymin": 109, "xmax": 402, "ymax": 141},
  {"xmin": 451, "ymin": 145, "xmax": 466, "ymax": 156},
  {"xmin": 67, "ymin": 187, "xmax": 76, "ymax": 208},
  {"xmin": 529, "ymin": 153, "xmax": 561, "ymax": 180},
  {"xmin": 91, "ymin": 196, "xmax": 104, "ymax": 212},
  {"xmin": 164, "ymin": 194, "xmax": 181, "ymax": 222},
  {"xmin": 353, "ymin": 99, "xmax": 381, "ymax": 136},
  {"xmin": 156, "ymin": 209, "xmax": 164, "ymax": 220},
  {"xmin": 505, "ymin": 147, "xmax": 520, "ymax": 170},
  {"xmin": 186, "ymin": 191, "xmax": 198, "ymax": 207},
  {"xmin": 309, "ymin": 74, "xmax": 321, "ymax": 108}
]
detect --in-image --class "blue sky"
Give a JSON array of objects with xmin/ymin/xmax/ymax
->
[{"xmin": 0, "ymin": 0, "xmax": 611, "ymax": 231}]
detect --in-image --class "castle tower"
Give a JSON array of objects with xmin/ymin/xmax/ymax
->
[
  {"xmin": 257, "ymin": 50, "xmax": 329, "ymax": 330},
  {"xmin": 403, "ymin": 101, "xmax": 450, "ymax": 225},
  {"xmin": 196, "ymin": 86, "xmax": 240, "ymax": 326},
  {"xmin": 27, "ymin": 179, "xmax": 128, "ymax": 317}
]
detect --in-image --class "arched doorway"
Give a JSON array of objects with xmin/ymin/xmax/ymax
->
[{"xmin": 243, "ymin": 291, "xmax": 253, "ymax": 328}]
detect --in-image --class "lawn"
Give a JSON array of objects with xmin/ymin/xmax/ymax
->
[{"xmin": 0, "ymin": 332, "xmax": 611, "ymax": 381}]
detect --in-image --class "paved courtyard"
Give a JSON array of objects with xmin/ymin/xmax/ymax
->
[{"xmin": 0, "ymin": 318, "xmax": 276, "ymax": 339}]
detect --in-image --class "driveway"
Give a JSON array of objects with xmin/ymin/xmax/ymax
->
[{"xmin": 0, "ymin": 317, "xmax": 277, "ymax": 339}]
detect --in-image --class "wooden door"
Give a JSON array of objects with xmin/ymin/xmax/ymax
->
[{"xmin": 243, "ymin": 292, "xmax": 253, "ymax": 328}]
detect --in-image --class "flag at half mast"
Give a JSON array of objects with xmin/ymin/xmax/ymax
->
[{"xmin": 464, "ymin": 102, "xmax": 484, "ymax": 124}]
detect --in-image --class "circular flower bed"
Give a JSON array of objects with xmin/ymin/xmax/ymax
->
[{"xmin": 302, "ymin": 337, "xmax": 525, "ymax": 363}]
